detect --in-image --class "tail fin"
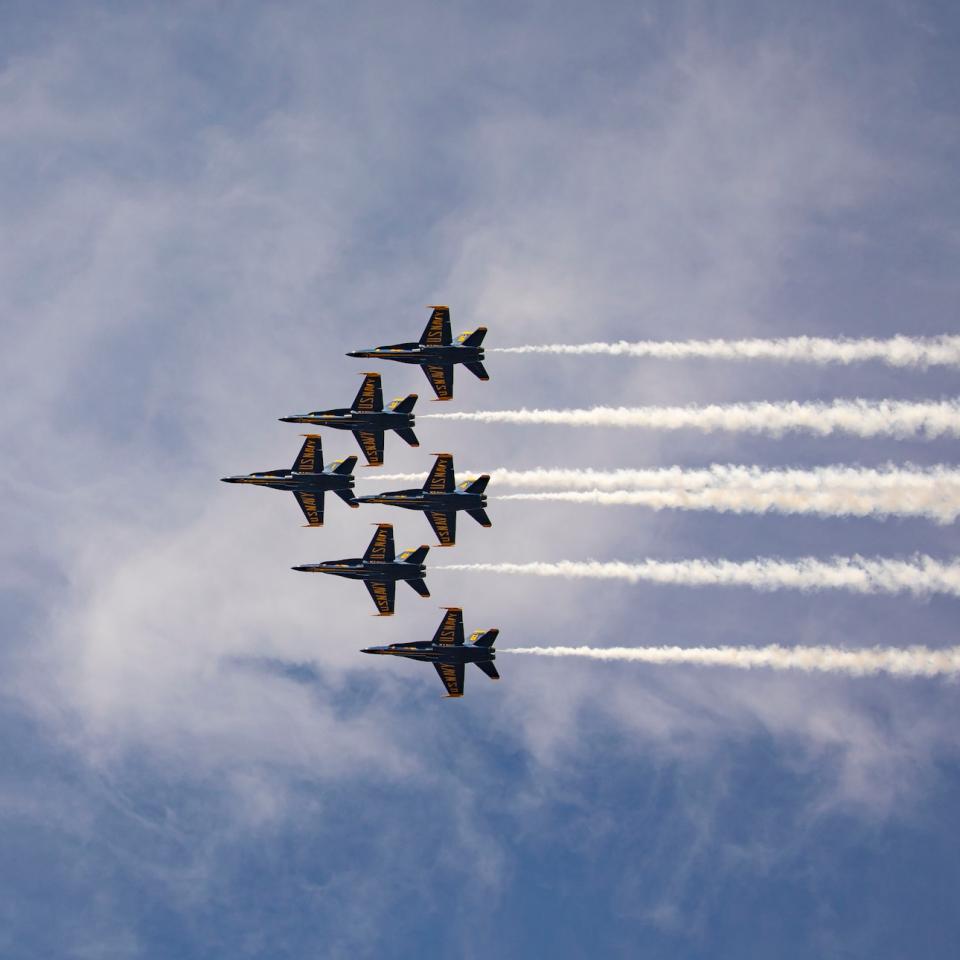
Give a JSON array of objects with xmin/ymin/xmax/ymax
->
[
  {"xmin": 464, "ymin": 361, "xmax": 489, "ymax": 381},
  {"xmin": 399, "ymin": 545, "xmax": 429, "ymax": 566},
  {"xmin": 389, "ymin": 394, "xmax": 418, "ymax": 415},
  {"xmin": 474, "ymin": 661, "xmax": 500, "ymax": 680},
  {"xmin": 462, "ymin": 475, "xmax": 489, "ymax": 495},
  {"xmin": 470, "ymin": 629, "xmax": 499, "ymax": 648},
  {"xmin": 329, "ymin": 455, "xmax": 358, "ymax": 476},
  {"xmin": 334, "ymin": 488, "xmax": 358, "ymax": 508},
  {"xmin": 395, "ymin": 427, "xmax": 419, "ymax": 448},
  {"xmin": 457, "ymin": 327, "xmax": 487, "ymax": 347},
  {"xmin": 406, "ymin": 578, "xmax": 430, "ymax": 598}
]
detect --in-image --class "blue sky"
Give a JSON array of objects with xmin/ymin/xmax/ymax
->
[{"xmin": 1, "ymin": 2, "xmax": 958, "ymax": 957}]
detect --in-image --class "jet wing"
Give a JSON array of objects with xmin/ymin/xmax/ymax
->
[
  {"xmin": 364, "ymin": 580, "xmax": 395, "ymax": 616},
  {"xmin": 363, "ymin": 523, "xmax": 395, "ymax": 563},
  {"xmin": 352, "ymin": 372, "xmax": 383, "ymax": 412},
  {"xmin": 419, "ymin": 306, "xmax": 451, "ymax": 346},
  {"xmin": 355, "ymin": 430, "xmax": 385, "ymax": 466},
  {"xmin": 423, "ymin": 364, "xmax": 453, "ymax": 401},
  {"xmin": 424, "ymin": 454, "xmax": 455, "ymax": 493},
  {"xmin": 292, "ymin": 435, "xmax": 323, "ymax": 473},
  {"xmin": 432, "ymin": 608, "xmax": 465, "ymax": 646},
  {"xmin": 426, "ymin": 510, "xmax": 456, "ymax": 547},
  {"xmin": 433, "ymin": 661, "xmax": 464, "ymax": 698},
  {"xmin": 294, "ymin": 490, "xmax": 324, "ymax": 527}
]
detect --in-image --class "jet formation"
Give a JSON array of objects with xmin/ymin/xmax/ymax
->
[{"xmin": 224, "ymin": 306, "xmax": 498, "ymax": 696}]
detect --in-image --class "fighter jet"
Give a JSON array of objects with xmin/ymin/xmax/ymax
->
[
  {"xmin": 355, "ymin": 453, "xmax": 490, "ymax": 547},
  {"xmin": 278, "ymin": 372, "xmax": 418, "ymax": 467},
  {"xmin": 362, "ymin": 607, "xmax": 500, "ymax": 698},
  {"xmin": 220, "ymin": 435, "xmax": 358, "ymax": 527},
  {"xmin": 346, "ymin": 305, "xmax": 488, "ymax": 401},
  {"xmin": 291, "ymin": 523, "xmax": 430, "ymax": 616}
]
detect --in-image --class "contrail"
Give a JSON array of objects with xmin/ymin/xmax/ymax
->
[
  {"xmin": 490, "ymin": 334, "xmax": 960, "ymax": 368},
  {"xmin": 437, "ymin": 556, "xmax": 960, "ymax": 597},
  {"xmin": 504, "ymin": 645, "xmax": 960, "ymax": 678},
  {"xmin": 361, "ymin": 464, "xmax": 960, "ymax": 522},
  {"xmin": 424, "ymin": 399, "xmax": 960, "ymax": 439}
]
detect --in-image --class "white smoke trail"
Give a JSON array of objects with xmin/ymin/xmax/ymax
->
[
  {"xmin": 362, "ymin": 464, "xmax": 960, "ymax": 522},
  {"xmin": 424, "ymin": 399, "xmax": 960, "ymax": 438},
  {"xmin": 504, "ymin": 644, "xmax": 960, "ymax": 678},
  {"xmin": 497, "ymin": 484, "xmax": 960, "ymax": 523},
  {"xmin": 437, "ymin": 556, "xmax": 960, "ymax": 597},
  {"xmin": 490, "ymin": 334, "xmax": 960, "ymax": 368}
]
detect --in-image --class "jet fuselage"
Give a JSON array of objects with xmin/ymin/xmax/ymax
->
[
  {"xmin": 348, "ymin": 342, "xmax": 484, "ymax": 366},
  {"xmin": 361, "ymin": 640, "xmax": 496, "ymax": 666},
  {"xmin": 356, "ymin": 487, "xmax": 487, "ymax": 513},
  {"xmin": 279, "ymin": 407, "xmax": 414, "ymax": 432},
  {"xmin": 221, "ymin": 470, "xmax": 354, "ymax": 495},
  {"xmin": 292, "ymin": 558, "xmax": 426, "ymax": 583}
]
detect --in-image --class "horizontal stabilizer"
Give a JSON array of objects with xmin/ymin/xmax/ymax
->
[
  {"xmin": 464, "ymin": 360, "xmax": 489, "ymax": 381},
  {"xmin": 399, "ymin": 545, "xmax": 429, "ymax": 566},
  {"xmin": 389, "ymin": 394, "xmax": 418, "ymax": 415},
  {"xmin": 458, "ymin": 327, "xmax": 487, "ymax": 348},
  {"xmin": 329, "ymin": 455, "xmax": 358, "ymax": 476},
  {"xmin": 406, "ymin": 578, "xmax": 430, "ymax": 598},
  {"xmin": 462, "ymin": 475, "xmax": 489, "ymax": 495},
  {"xmin": 466, "ymin": 507, "xmax": 492, "ymax": 528},
  {"xmin": 334, "ymin": 488, "xmax": 358, "ymax": 508},
  {"xmin": 395, "ymin": 427, "xmax": 419, "ymax": 447},
  {"xmin": 474, "ymin": 661, "xmax": 500, "ymax": 680},
  {"xmin": 471, "ymin": 629, "xmax": 499, "ymax": 648}
]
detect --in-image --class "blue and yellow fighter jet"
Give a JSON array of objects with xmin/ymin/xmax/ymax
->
[
  {"xmin": 279, "ymin": 372, "xmax": 418, "ymax": 467},
  {"xmin": 291, "ymin": 522, "xmax": 430, "ymax": 616},
  {"xmin": 346, "ymin": 305, "xmax": 488, "ymax": 401},
  {"xmin": 355, "ymin": 453, "xmax": 490, "ymax": 547},
  {"xmin": 220, "ymin": 435, "xmax": 358, "ymax": 527},
  {"xmin": 362, "ymin": 607, "xmax": 500, "ymax": 698}
]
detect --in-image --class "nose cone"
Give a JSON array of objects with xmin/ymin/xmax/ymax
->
[
  {"xmin": 291, "ymin": 564, "xmax": 316, "ymax": 573},
  {"xmin": 278, "ymin": 416, "xmax": 300, "ymax": 423},
  {"xmin": 347, "ymin": 349, "xmax": 375, "ymax": 359},
  {"xmin": 354, "ymin": 495, "xmax": 377, "ymax": 503},
  {"xmin": 221, "ymin": 476, "xmax": 242, "ymax": 484},
  {"xmin": 361, "ymin": 647, "xmax": 386, "ymax": 655}
]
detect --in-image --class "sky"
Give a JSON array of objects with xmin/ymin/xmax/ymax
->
[{"xmin": 1, "ymin": 1, "xmax": 958, "ymax": 957}]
